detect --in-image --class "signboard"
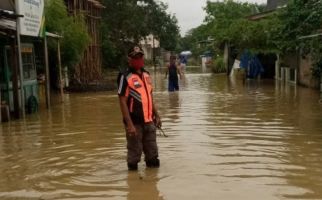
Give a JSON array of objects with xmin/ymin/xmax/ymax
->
[{"xmin": 16, "ymin": 0, "xmax": 44, "ymax": 37}]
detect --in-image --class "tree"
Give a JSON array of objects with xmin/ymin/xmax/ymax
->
[
  {"xmin": 177, "ymin": 25, "xmax": 212, "ymax": 59},
  {"xmin": 45, "ymin": 0, "xmax": 90, "ymax": 68},
  {"xmin": 179, "ymin": 0, "xmax": 322, "ymax": 80},
  {"xmin": 276, "ymin": 0, "xmax": 322, "ymax": 79},
  {"xmin": 101, "ymin": 0, "xmax": 180, "ymax": 68},
  {"xmin": 204, "ymin": 0, "xmax": 255, "ymax": 45},
  {"xmin": 276, "ymin": 0, "xmax": 322, "ymax": 52},
  {"xmin": 179, "ymin": 0, "xmax": 277, "ymax": 57}
]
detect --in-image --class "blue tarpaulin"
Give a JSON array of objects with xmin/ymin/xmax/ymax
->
[{"xmin": 240, "ymin": 50, "xmax": 264, "ymax": 79}]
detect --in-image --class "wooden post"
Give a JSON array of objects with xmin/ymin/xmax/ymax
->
[
  {"xmin": 0, "ymin": 89, "xmax": 1, "ymax": 122},
  {"xmin": 57, "ymin": 41, "xmax": 64, "ymax": 102},
  {"xmin": 224, "ymin": 42, "xmax": 229, "ymax": 76},
  {"xmin": 320, "ymin": 73, "xmax": 322, "ymax": 93},
  {"xmin": 153, "ymin": 35, "xmax": 156, "ymax": 69},
  {"xmin": 11, "ymin": 39, "xmax": 20, "ymax": 118},
  {"xmin": 275, "ymin": 53, "xmax": 280, "ymax": 80},
  {"xmin": 44, "ymin": 35, "xmax": 51, "ymax": 109}
]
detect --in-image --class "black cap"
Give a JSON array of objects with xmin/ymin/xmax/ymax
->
[
  {"xmin": 170, "ymin": 55, "xmax": 177, "ymax": 59},
  {"xmin": 128, "ymin": 46, "xmax": 144, "ymax": 58}
]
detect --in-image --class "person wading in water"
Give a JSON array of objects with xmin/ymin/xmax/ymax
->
[
  {"xmin": 117, "ymin": 45, "xmax": 162, "ymax": 171},
  {"xmin": 165, "ymin": 55, "xmax": 182, "ymax": 92}
]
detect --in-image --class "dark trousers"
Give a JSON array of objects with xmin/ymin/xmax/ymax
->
[
  {"xmin": 126, "ymin": 122, "xmax": 158, "ymax": 164},
  {"xmin": 168, "ymin": 78, "xmax": 179, "ymax": 92}
]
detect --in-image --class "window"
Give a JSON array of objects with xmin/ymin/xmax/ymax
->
[
  {"xmin": 21, "ymin": 46, "xmax": 36, "ymax": 80},
  {"xmin": 0, "ymin": 50, "xmax": 4, "ymax": 83}
]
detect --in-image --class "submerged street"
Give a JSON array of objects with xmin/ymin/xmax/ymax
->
[{"xmin": 1, "ymin": 67, "xmax": 322, "ymax": 200}]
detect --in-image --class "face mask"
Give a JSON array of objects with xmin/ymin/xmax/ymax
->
[{"xmin": 130, "ymin": 58, "xmax": 144, "ymax": 70}]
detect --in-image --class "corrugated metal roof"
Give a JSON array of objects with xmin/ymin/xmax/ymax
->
[
  {"xmin": 87, "ymin": 0, "xmax": 105, "ymax": 8},
  {"xmin": 0, "ymin": 0, "xmax": 15, "ymax": 12},
  {"xmin": 0, "ymin": 18, "xmax": 16, "ymax": 31},
  {"xmin": 266, "ymin": 0, "xmax": 287, "ymax": 11},
  {"xmin": 46, "ymin": 32, "xmax": 62, "ymax": 38}
]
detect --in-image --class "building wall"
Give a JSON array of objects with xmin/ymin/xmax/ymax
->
[
  {"xmin": 141, "ymin": 44, "xmax": 153, "ymax": 60},
  {"xmin": 298, "ymin": 54, "xmax": 320, "ymax": 88},
  {"xmin": 281, "ymin": 53, "xmax": 298, "ymax": 69},
  {"xmin": 140, "ymin": 34, "xmax": 160, "ymax": 60},
  {"xmin": 140, "ymin": 34, "xmax": 160, "ymax": 48}
]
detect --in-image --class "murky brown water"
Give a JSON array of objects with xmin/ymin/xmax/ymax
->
[{"xmin": 1, "ymin": 67, "xmax": 322, "ymax": 200}]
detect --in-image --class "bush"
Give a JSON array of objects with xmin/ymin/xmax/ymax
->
[
  {"xmin": 312, "ymin": 59, "xmax": 322, "ymax": 80},
  {"xmin": 45, "ymin": 0, "xmax": 90, "ymax": 68},
  {"xmin": 212, "ymin": 56, "xmax": 226, "ymax": 73}
]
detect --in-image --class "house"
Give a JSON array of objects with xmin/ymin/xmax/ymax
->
[
  {"xmin": 297, "ymin": 31, "xmax": 322, "ymax": 90},
  {"xmin": 247, "ymin": 0, "xmax": 287, "ymax": 21},
  {"xmin": 0, "ymin": 0, "xmax": 64, "ymax": 122},
  {"xmin": 140, "ymin": 34, "xmax": 160, "ymax": 61},
  {"xmin": 266, "ymin": 0, "xmax": 287, "ymax": 11},
  {"xmin": 245, "ymin": 0, "xmax": 295, "ymax": 82},
  {"xmin": 247, "ymin": 0, "xmax": 322, "ymax": 90}
]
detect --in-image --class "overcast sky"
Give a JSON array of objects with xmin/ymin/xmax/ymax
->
[{"xmin": 158, "ymin": 0, "xmax": 267, "ymax": 36}]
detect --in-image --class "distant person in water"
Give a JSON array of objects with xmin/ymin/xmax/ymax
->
[
  {"xmin": 179, "ymin": 54, "xmax": 188, "ymax": 74},
  {"xmin": 165, "ymin": 55, "xmax": 182, "ymax": 92}
]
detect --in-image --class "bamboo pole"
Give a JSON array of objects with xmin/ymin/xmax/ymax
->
[
  {"xmin": 44, "ymin": 36, "xmax": 51, "ymax": 109},
  {"xmin": 66, "ymin": 0, "xmax": 103, "ymax": 83},
  {"xmin": 11, "ymin": 39, "xmax": 20, "ymax": 118},
  {"xmin": 57, "ymin": 41, "xmax": 64, "ymax": 102}
]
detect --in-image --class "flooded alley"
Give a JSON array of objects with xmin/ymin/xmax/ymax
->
[{"xmin": 1, "ymin": 67, "xmax": 322, "ymax": 200}]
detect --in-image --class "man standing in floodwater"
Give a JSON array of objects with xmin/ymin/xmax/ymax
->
[
  {"xmin": 117, "ymin": 45, "xmax": 162, "ymax": 171},
  {"xmin": 165, "ymin": 55, "xmax": 182, "ymax": 92}
]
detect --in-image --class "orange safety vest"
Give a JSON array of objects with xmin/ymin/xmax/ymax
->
[{"xmin": 125, "ymin": 71, "xmax": 153, "ymax": 124}]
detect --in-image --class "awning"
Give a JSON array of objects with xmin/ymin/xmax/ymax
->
[
  {"xmin": 0, "ymin": 18, "xmax": 15, "ymax": 31},
  {"xmin": 0, "ymin": 0, "xmax": 19, "ymax": 35},
  {"xmin": 46, "ymin": 32, "xmax": 62, "ymax": 39},
  {"xmin": 0, "ymin": 0, "xmax": 15, "ymax": 12},
  {"xmin": 298, "ymin": 32, "xmax": 322, "ymax": 40},
  {"xmin": 0, "ymin": 18, "xmax": 15, "ymax": 36}
]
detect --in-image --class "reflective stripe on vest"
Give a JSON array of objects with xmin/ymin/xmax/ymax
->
[{"xmin": 126, "ymin": 72, "xmax": 153, "ymax": 123}]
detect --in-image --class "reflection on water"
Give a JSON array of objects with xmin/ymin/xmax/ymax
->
[
  {"xmin": 127, "ymin": 170, "xmax": 163, "ymax": 200},
  {"xmin": 1, "ymin": 66, "xmax": 322, "ymax": 200}
]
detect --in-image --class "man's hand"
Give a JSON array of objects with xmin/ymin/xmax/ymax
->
[
  {"xmin": 154, "ymin": 115, "xmax": 162, "ymax": 129},
  {"xmin": 126, "ymin": 123, "xmax": 137, "ymax": 136}
]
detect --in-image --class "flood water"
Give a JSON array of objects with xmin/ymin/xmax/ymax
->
[{"xmin": 1, "ymin": 67, "xmax": 322, "ymax": 200}]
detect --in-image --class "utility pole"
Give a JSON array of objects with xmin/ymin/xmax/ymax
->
[{"xmin": 15, "ymin": 2, "xmax": 25, "ymax": 118}]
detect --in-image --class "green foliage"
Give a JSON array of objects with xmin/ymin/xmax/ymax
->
[
  {"xmin": 178, "ymin": 0, "xmax": 275, "ymax": 60},
  {"xmin": 101, "ymin": 0, "xmax": 180, "ymax": 69},
  {"xmin": 276, "ymin": 0, "xmax": 322, "ymax": 79},
  {"xmin": 311, "ymin": 37, "xmax": 322, "ymax": 79},
  {"xmin": 228, "ymin": 16, "xmax": 280, "ymax": 54},
  {"xmin": 212, "ymin": 56, "xmax": 226, "ymax": 73},
  {"xmin": 60, "ymin": 15, "xmax": 90, "ymax": 68},
  {"xmin": 176, "ymin": 25, "xmax": 212, "ymax": 60},
  {"xmin": 276, "ymin": 0, "xmax": 322, "ymax": 52},
  {"xmin": 157, "ymin": 14, "xmax": 180, "ymax": 50},
  {"xmin": 45, "ymin": 0, "xmax": 90, "ymax": 68},
  {"xmin": 204, "ymin": 0, "xmax": 256, "ymax": 44},
  {"xmin": 312, "ymin": 59, "xmax": 322, "ymax": 79}
]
